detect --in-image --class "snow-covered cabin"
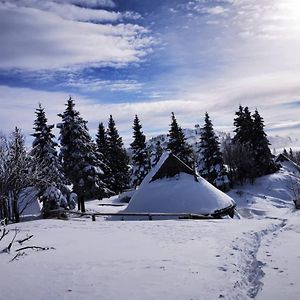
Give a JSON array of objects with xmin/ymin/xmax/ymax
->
[
  {"xmin": 275, "ymin": 153, "xmax": 300, "ymax": 173},
  {"xmin": 126, "ymin": 152, "xmax": 236, "ymax": 218}
]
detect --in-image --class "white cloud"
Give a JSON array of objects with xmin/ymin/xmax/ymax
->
[
  {"xmin": 62, "ymin": 78, "xmax": 143, "ymax": 92},
  {"xmin": 0, "ymin": 1, "xmax": 152, "ymax": 70},
  {"xmin": 61, "ymin": 0, "xmax": 116, "ymax": 8},
  {"xmin": 9, "ymin": 0, "xmax": 116, "ymax": 9},
  {"xmin": 1, "ymin": 0, "xmax": 300, "ymax": 143},
  {"xmin": 4, "ymin": 0, "xmax": 140, "ymax": 22}
]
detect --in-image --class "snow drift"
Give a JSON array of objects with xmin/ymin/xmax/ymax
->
[{"xmin": 126, "ymin": 152, "xmax": 236, "ymax": 216}]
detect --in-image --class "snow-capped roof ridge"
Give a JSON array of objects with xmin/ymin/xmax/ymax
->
[{"xmin": 126, "ymin": 152, "xmax": 235, "ymax": 216}]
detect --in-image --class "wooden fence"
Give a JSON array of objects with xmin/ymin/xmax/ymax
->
[{"xmin": 50, "ymin": 210, "xmax": 213, "ymax": 221}]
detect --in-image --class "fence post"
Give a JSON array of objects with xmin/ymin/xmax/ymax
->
[{"xmin": 92, "ymin": 214, "xmax": 96, "ymax": 221}]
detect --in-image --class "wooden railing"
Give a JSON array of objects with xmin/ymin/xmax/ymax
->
[{"xmin": 50, "ymin": 210, "xmax": 213, "ymax": 221}]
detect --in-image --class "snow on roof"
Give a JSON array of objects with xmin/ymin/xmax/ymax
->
[
  {"xmin": 126, "ymin": 152, "xmax": 235, "ymax": 215},
  {"xmin": 275, "ymin": 154, "xmax": 300, "ymax": 173}
]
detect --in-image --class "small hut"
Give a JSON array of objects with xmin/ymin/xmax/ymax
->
[
  {"xmin": 275, "ymin": 153, "xmax": 300, "ymax": 173},
  {"xmin": 126, "ymin": 152, "xmax": 236, "ymax": 218}
]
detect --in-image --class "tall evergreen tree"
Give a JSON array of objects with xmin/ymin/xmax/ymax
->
[
  {"xmin": 96, "ymin": 122, "xmax": 108, "ymax": 158},
  {"xmin": 197, "ymin": 112, "xmax": 229, "ymax": 190},
  {"xmin": 167, "ymin": 112, "xmax": 194, "ymax": 167},
  {"xmin": 95, "ymin": 122, "xmax": 111, "ymax": 187},
  {"xmin": 106, "ymin": 115, "xmax": 130, "ymax": 194},
  {"xmin": 251, "ymin": 109, "xmax": 278, "ymax": 175},
  {"xmin": 58, "ymin": 97, "xmax": 109, "ymax": 212},
  {"xmin": 31, "ymin": 104, "xmax": 73, "ymax": 212},
  {"xmin": 232, "ymin": 106, "xmax": 278, "ymax": 183},
  {"xmin": 232, "ymin": 106, "xmax": 256, "ymax": 182},
  {"xmin": 130, "ymin": 115, "xmax": 150, "ymax": 188},
  {"xmin": 233, "ymin": 105, "xmax": 253, "ymax": 145}
]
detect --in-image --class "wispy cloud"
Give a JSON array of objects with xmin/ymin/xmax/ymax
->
[
  {"xmin": 62, "ymin": 78, "xmax": 143, "ymax": 92},
  {"xmin": 1, "ymin": 0, "xmax": 300, "ymax": 143},
  {"xmin": 0, "ymin": 1, "xmax": 152, "ymax": 70},
  {"xmin": 61, "ymin": 0, "xmax": 116, "ymax": 8}
]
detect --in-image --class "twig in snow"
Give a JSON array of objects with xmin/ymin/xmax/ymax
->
[
  {"xmin": 10, "ymin": 251, "xmax": 27, "ymax": 262},
  {"xmin": 0, "ymin": 228, "xmax": 9, "ymax": 241},
  {"xmin": 7, "ymin": 228, "xmax": 19, "ymax": 253},
  {"xmin": 16, "ymin": 235, "xmax": 34, "ymax": 245},
  {"xmin": 15, "ymin": 246, "xmax": 55, "ymax": 252},
  {"xmin": 1, "ymin": 229, "xmax": 19, "ymax": 253}
]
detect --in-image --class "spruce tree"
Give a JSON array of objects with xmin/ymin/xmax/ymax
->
[
  {"xmin": 251, "ymin": 109, "xmax": 278, "ymax": 175},
  {"xmin": 130, "ymin": 115, "xmax": 150, "ymax": 188},
  {"xmin": 167, "ymin": 112, "xmax": 194, "ymax": 167},
  {"xmin": 31, "ymin": 104, "xmax": 73, "ymax": 212},
  {"xmin": 106, "ymin": 115, "xmax": 130, "ymax": 194},
  {"xmin": 197, "ymin": 112, "xmax": 229, "ymax": 190},
  {"xmin": 232, "ymin": 106, "xmax": 278, "ymax": 183},
  {"xmin": 233, "ymin": 105, "xmax": 253, "ymax": 145},
  {"xmin": 58, "ymin": 97, "xmax": 109, "ymax": 212},
  {"xmin": 96, "ymin": 122, "xmax": 108, "ymax": 158},
  {"xmin": 232, "ymin": 106, "xmax": 256, "ymax": 182},
  {"xmin": 95, "ymin": 122, "xmax": 111, "ymax": 187}
]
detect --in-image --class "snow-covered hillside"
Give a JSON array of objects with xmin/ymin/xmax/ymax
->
[{"xmin": 0, "ymin": 163, "xmax": 299, "ymax": 300}]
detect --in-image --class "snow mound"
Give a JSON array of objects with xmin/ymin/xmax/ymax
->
[
  {"xmin": 229, "ymin": 162, "xmax": 300, "ymax": 218},
  {"xmin": 126, "ymin": 152, "xmax": 235, "ymax": 215}
]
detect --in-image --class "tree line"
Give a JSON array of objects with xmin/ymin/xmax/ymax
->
[{"xmin": 0, "ymin": 98, "xmax": 278, "ymax": 222}]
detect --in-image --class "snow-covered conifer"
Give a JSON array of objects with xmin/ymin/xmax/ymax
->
[
  {"xmin": 130, "ymin": 115, "xmax": 150, "ymax": 188},
  {"xmin": 95, "ymin": 122, "xmax": 111, "ymax": 187},
  {"xmin": 58, "ymin": 97, "xmax": 109, "ymax": 212},
  {"xmin": 31, "ymin": 104, "xmax": 74, "ymax": 212},
  {"xmin": 251, "ymin": 109, "xmax": 278, "ymax": 175},
  {"xmin": 106, "ymin": 115, "xmax": 130, "ymax": 194},
  {"xmin": 167, "ymin": 112, "xmax": 194, "ymax": 167},
  {"xmin": 233, "ymin": 105, "xmax": 253, "ymax": 145},
  {"xmin": 197, "ymin": 113, "xmax": 229, "ymax": 190}
]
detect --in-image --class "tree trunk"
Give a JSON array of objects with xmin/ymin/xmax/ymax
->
[
  {"xmin": 12, "ymin": 192, "xmax": 20, "ymax": 223},
  {"xmin": 80, "ymin": 196, "xmax": 85, "ymax": 213},
  {"xmin": 77, "ymin": 196, "xmax": 81, "ymax": 211}
]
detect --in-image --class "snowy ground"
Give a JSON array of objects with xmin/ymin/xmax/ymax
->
[{"xmin": 0, "ymin": 165, "xmax": 299, "ymax": 299}]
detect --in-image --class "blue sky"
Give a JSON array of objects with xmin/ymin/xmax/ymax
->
[{"xmin": 1, "ymin": 0, "xmax": 300, "ymax": 145}]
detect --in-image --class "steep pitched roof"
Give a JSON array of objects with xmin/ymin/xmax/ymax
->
[
  {"xmin": 126, "ymin": 152, "xmax": 236, "ymax": 217},
  {"xmin": 275, "ymin": 153, "xmax": 300, "ymax": 172},
  {"xmin": 150, "ymin": 152, "xmax": 197, "ymax": 182}
]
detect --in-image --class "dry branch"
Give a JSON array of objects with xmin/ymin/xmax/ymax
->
[
  {"xmin": 0, "ymin": 228, "xmax": 9, "ymax": 241},
  {"xmin": 10, "ymin": 251, "xmax": 26, "ymax": 262},
  {"xmin": 17, "ymin": 235, "xmax": 34, "ymax": 245},
  {"xmin": 16, "ymin": 245, "xmax": 55, "ymax": 252}
]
